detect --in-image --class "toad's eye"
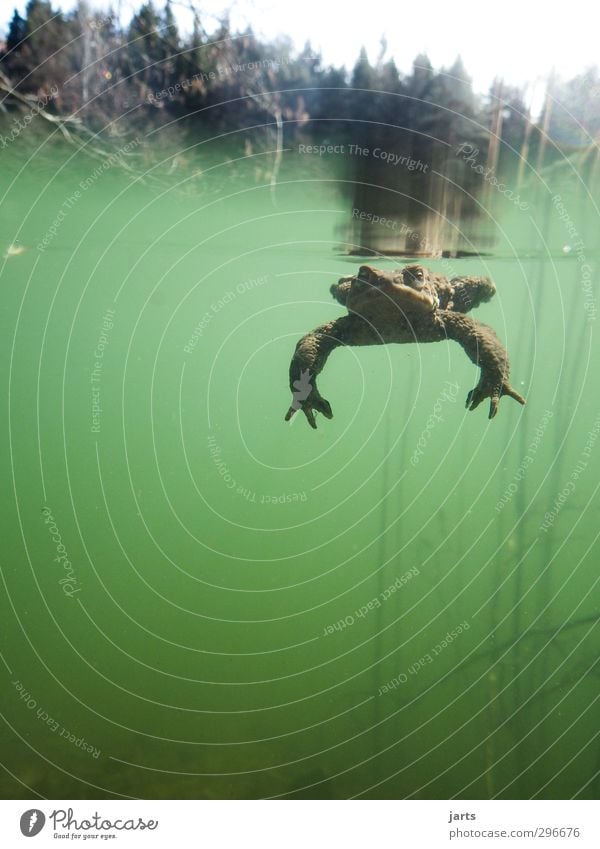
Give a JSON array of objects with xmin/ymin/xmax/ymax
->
[{"xmin": 416, "ymin": 270, "xmax": 423, "ymax": 279}]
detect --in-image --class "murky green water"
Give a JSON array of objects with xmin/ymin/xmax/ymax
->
[{"xmin": 1, "ymin": 134, "xmax": 599, "ymax": 799}]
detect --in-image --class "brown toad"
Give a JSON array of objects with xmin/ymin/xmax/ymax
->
[{"xmin": 285, "ymin": 264, "xmax": 525, "ymax": 428}]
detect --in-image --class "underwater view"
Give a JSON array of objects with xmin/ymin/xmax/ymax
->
[{"xmin": 1, "ymin": 0, "xmax": 599, "ymax": 808}]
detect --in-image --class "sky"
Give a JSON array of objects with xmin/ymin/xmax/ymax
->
[{"xmin": 2, "ymin": 0, "xmax": 597, "ymax": 104}]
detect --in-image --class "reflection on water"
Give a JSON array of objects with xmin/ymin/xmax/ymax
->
[{"xmin": 345, "ymin": 142, "xmax": 492, "ymax": 256}]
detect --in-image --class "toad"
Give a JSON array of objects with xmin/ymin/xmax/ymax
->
[{"xmin": 284, "ymin": 264, "xmax": 525, "ymax": 428}]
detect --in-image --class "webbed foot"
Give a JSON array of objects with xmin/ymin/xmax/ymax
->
[
  {"xmin": 285, "ymin": 390, "xmax": 333, "ymax": 429},
  {"xmin": 466, "ymin": 378, "xmax": 526, "ymax": 419}
]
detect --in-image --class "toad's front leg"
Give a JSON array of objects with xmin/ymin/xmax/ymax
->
[{"xmin": 284, "ymin": 315, "xmax": 379, "ymax": 428}]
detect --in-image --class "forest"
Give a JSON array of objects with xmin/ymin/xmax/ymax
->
[{"xmin": 2, "ymin": 0, "xmax": 599, "ymax": 164}]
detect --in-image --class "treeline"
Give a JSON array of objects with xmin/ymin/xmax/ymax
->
[{"xmin": 1, "ymin": 1, "xmax": 599, "ymax": 169}]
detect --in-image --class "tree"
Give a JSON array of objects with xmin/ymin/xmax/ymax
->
[
  {"xmin": 6, "ymin": 9, "xmax": 27, "ymax": 53},
  {"xmin": 547, "ymin": 69, "xmax": 600, "ymax": 146},
  {"xmin": 126, "ymin": 1, "xmax": 167, "ymax": 94},
  {"xmin": 1, "ymin": 9, "xmax": 29, "ymax": 80},
  {"xmin": 4, "ymin": 1, "xmax": 77, "ymax": 100}
]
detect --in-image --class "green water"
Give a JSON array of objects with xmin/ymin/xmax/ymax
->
[{"xmin": 1, "ymin": 136, "xmax": 599, "ymax": 799}]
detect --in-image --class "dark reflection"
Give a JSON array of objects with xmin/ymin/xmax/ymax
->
[
  {"xmin": 346, "ymin": 141, "xmax": 493, "ymax": 257},
  {"xmin": 330, "ymin": 65, "xmax": 529, "ymax": 256}
]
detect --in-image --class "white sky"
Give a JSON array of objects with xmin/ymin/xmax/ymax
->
[{"xmin": 3, "ymin": 0, "xmax": 597, "ymax": 101}]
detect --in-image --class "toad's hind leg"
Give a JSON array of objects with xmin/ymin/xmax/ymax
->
[{"xmin": 440, "ymin": 310, "xmax": 526, "ymax": 418}]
